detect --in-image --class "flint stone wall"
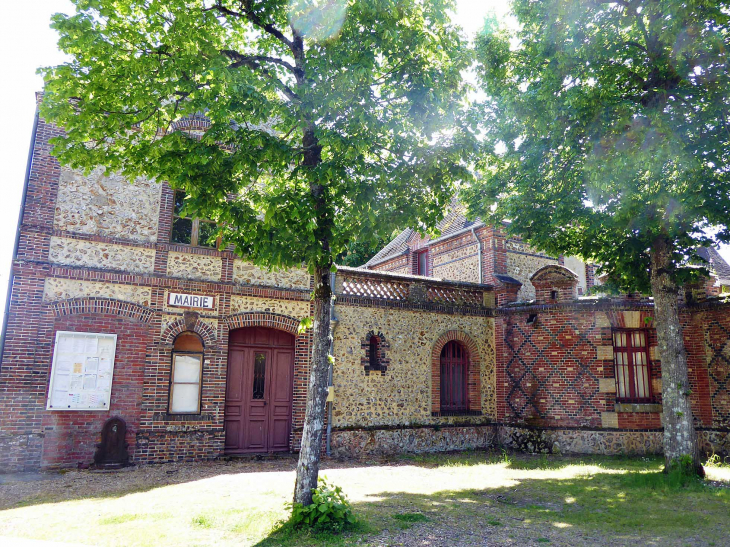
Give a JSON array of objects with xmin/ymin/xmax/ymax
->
[
  {"xmin": 332, "ymin": 305, "xmax": 496, "ymax": 428},
  {"xmin": 49, "ymin": 237, "xmax": 155, "ymax": 274},
  {"xmin": 43, "ymin": 278, "xmax": 152, "ymax": 307},
  {"xmin": 498, "ymin": 425, "xmax": 662, "ymax": 455},
  {"xmin": 55, "ymin": 167, "xmax": 161, "ymax": 243},
  {"xmin": 229, "ymin": 295, "xmax": 310, "ymax": 318},
  {"xmin": 330, "ymin": 425, "xmax": 496, "ymax": 457},
  {"xmin": 432, "ymin": 243, "xmax": 480, "ymax": 283},
  {"xmin": 505, "ymin": 239, "xmax": 559, "ymax": 301},
  {"xmin": 167, "ymin": 252, "xmax": 222, "ymax": 281},
  {"xmin": 369, "ymin": 255, "xmax": 410, "ymax": 275},
  {"xmin": 233, "ymin": 260, "xmax": 311, "ymax": 290},
  {"xmin": 328, "ymin": 424, "xmax": 730, "ymax": 458}
]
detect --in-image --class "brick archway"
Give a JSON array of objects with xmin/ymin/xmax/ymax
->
[
  {"xmin": 223, "ymin": 312, "xmax": 301, "ymax": 335},
  {"xmin": 49, "ymin": 297, "xmax": 154, "ymax": 323},
  {"xmin": 222, "ymin": 311, "xmax": 309, "ymax": 452},
  {"xmin": 161, "ymin": 315, "xmax": 217, "ymax": 347},
  {"xmin": 431, "ymin": 330, "xmax": 482, "ymax": 415}
]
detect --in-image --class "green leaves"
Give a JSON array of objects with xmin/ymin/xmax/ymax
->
[
  {"xmin": 466, "ymin": 0, "xmax": 730, "ymax": 292},
  {"xmin": 288, "ymin": 478, "xmax": 355, "ymax": 532},
  {"xmin": 41, "ymin": 0, "xmax": 472, "ymax": 272}
]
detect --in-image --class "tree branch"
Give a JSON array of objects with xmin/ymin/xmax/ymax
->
[
  {"xmin": 204, "ymin": 1, "xmax": 294, "ymax": 52},
  {"xmin": 221, "ymin": 49, "xmax": 299, "ymax": 75}
]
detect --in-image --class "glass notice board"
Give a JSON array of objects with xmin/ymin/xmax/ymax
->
[{"xmin": 46, "ymin": 331, "xmax": 118, "ymax": 411}]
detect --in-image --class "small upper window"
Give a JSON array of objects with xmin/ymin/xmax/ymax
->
[
  {"xmin": 171, "ymin": 190, "xmax": 218, "ymax": 248},
  {"xmin": 369, "ymin": 336, "xmax": 379, "ymax": 370},
  {"xmin": 416, "ymin": 249, "xmax": 429, "ymax": 276},
  {"xmin": 361, "ymin": 331, "xmax": 390, "ymax": 375}
]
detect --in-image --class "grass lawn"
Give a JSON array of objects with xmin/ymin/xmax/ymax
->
[{"xmin": 1, "ymin": 451, "xmax": 729, "ymax": 546}]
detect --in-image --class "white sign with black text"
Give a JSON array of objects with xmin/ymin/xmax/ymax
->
[{"xmin": 168, "ymin": 292, "xmax": 215, "ymax": 309}]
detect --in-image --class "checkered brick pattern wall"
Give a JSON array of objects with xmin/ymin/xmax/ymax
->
[{"xmin": 500, "ymin": 310, "xmax": 609, "ymax": 427}]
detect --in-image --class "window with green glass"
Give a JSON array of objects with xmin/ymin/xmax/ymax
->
[{"xmin": 171, "ymin": 191, "xmax": 218, "ymax": 248}]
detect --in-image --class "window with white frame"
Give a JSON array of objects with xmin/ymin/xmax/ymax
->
[{"xmin": 169, "ymin": 332, "xmax": 204, "ymax": 414}]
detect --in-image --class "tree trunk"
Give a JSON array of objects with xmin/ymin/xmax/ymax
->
[
  {"xmin": 649, "ymin": 237, "xmax": 704, "ymax": 477},
  {"xmin": 293, "ymin": 115, "xmax": 332, "ymax": 505},
  {"xmin": 293, "ymin": 265, "xmax": 332, "ymax": 505}
]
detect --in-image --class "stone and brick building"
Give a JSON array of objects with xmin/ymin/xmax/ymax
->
[{"xmin": 1, "ymin": 99, "xmax": 730, "ymax": 472}]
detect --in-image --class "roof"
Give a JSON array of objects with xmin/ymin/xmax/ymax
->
[
  {"xmin": 364, "ymin": 202, "xmax": 482, "ymax": 267},
  {"xmin": 698, "ymin": 246, "xmax": 730, "ymax": 283},
  {"xmin": 435, "ymin": 202, "xmax": 482, "ymax": 240},
  {"xmin": 364, "ymin": 228, "xmax": 414, "ymax": 267}
]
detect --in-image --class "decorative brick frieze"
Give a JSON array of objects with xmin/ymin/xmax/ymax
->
[{"xmin": 50, "ymin": 297, "xmax": 155, "ymax": 323}]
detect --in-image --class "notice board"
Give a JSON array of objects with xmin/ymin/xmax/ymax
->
[{"xmin": 47, "ymin": 331, "xmax": 118, "ymax": 411}]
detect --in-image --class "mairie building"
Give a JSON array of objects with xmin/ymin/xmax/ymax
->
[{"xmin": 1, "ymin": 99, "xmax": 730, "ymax": 472}]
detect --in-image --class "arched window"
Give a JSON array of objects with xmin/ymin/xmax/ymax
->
[
  {"xmin": 440, "ymin": 340, "xmax": 469, "ymax": 414},
  {"xmin": 169, "ymin": 332, "xmax": 204, "ymax": 414},
  {"xmin": 369, "ymin": 335, "xmax": 379, "ymax": 370}
]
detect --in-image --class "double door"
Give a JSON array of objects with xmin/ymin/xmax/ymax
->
[{"xmin": 225, "ymin": 328, "xmax": 294, "ymax": 453}]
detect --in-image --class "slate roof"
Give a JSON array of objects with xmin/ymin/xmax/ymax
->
[
  {"xmin": 698, "ymin": 246, "xmax": 730, "ymax": 283},
  {"xmin": 433, "ymin": 202, "xmax": 482, "ymax": 240},
  {"xmin": 364, "ymin": 202, "xmax": 482, "ymax": 267},
  {"xmin": 364, "ymin": 228, "xmax": 414, "ymax": 266}
]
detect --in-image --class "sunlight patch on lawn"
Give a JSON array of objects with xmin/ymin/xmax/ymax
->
[{"xmin": 706, "ymin": 466, "xmax": 730, "ymax": 483}]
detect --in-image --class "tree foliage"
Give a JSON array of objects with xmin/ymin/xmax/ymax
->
[
  {"xmin": 40, "ymin": 0, "xmax": 473, "ymax": 504},
  {"xmin": 465, "ymin": 0, "xmax": 730, "ymax": 291},
  {"xmin": 42, "ymin": 0, "xmax": 472, "ymax": 273}
]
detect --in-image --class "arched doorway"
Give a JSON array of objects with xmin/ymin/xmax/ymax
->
[{"xmin": 225, "ymin": 327, "xmax": 294, "ymax": 454}]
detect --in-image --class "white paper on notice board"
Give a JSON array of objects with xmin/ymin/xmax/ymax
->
[{"xmin": 47, "ymin": 331, "xmax": 118, "ymax": 411}]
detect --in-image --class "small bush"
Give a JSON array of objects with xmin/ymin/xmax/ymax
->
[
  {"xmin": 191, "ymin": 514, "xmax": 214, "ymax": 528},
  {"xmin": 289, "ymin": 478, "xmax": 356, "ymax": 532},
  {"xmin": 705, "ymin": 452, "xmax": 729, "ymax": 468}
]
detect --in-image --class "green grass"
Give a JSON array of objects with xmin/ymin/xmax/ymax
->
[
  {"xmin": 0, "ymin": 452, "xmax": 728, "ymax": 546},
  {"xmin": 393, "ymin": 512, "xmax": 429, "ymax": 523}
]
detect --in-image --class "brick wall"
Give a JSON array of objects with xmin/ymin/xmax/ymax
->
[
  {"xmin": 498, "ymin": 301, "xmax": 730, "ymax": 436},
  {"xmin": 41, "ymin": 314, "xmax": 151, "ymax": 468}
]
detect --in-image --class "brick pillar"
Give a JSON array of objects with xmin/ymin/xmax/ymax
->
[{"xmin": 478, "ymin": 226, "xmax": 508, "ymax": 286}]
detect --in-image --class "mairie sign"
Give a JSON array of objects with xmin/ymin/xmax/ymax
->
[{"xmin": 168, "ymin": 292, "xmax": 215, "ymax": 309}]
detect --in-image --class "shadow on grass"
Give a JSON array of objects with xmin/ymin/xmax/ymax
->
[{"xmin": 254, "ymin": 461, "xmax": 730, "ymax": 547}]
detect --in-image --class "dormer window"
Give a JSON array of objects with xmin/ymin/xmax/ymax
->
[{"xmin": 416, "ymin": 249, "xmax": 429, "ymax": 276}]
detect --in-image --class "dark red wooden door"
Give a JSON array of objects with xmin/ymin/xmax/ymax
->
[
  {"xmin": 225, "ymin": 328, "xmax": 294, "ymax": 453},
  {"xmin": 440, "ymin": 340, "xmax": 468, "ymax": 414}
]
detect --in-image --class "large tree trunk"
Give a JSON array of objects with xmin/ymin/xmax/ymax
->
[
  {"xmin": 649, "ymin": 237, "xmax": 704, "ymax": 477},
  {"xmin": 293, "ymin": 265, "xmax": 332, "ymax": 505}
]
